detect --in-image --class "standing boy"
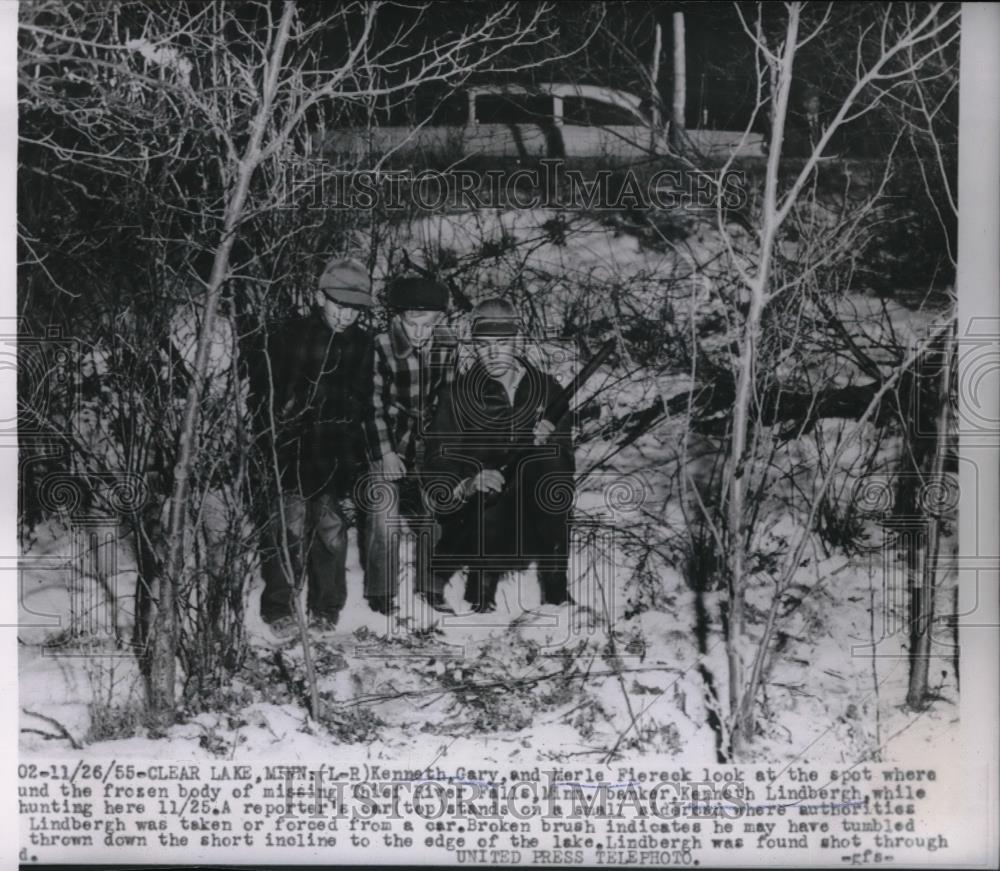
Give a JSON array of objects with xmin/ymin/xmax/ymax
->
[
  {"xmin": 361, "ymin": 275, "xmax": 456, "ymax": 614},
  {"xmin": 250, "ymin": 257, "xmax": 373, "ymax": 638}
]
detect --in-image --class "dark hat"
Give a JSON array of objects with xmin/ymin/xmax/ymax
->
[
  {"xmin": 386, "ymin": 275, "xmax": 450, "ymax": 312},
  {"xmin": 318, "ymin": 257, "xmax": 372, "ymax": 307},
  {"xmin": 470, "ymin": 298, "xmax": 521, "ymax": 338}
]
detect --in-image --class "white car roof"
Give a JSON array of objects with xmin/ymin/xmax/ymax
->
[{"xmin": 466, "ymin": 82, "xmax": 644, "ymax": 114}]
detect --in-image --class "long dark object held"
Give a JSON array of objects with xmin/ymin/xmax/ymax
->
[
  {"xmin": 493, "ymin": 337, "xmax": 616, "ymax": 483},
  {"xmin": 434, "ymin": 338, "xmax": 616, "ymax": 549},
  {"xmin": 539, "ymin": 338, "xmax": 617, "ymax": 427}
]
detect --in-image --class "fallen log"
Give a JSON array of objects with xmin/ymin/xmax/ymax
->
[{"xmin": 599, "ymin": 364, "xmax": 938, "ymax": 447}]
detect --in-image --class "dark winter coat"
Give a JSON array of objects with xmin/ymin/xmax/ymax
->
[
  {"xmin": 248, "ymin": 314, "xmax": 372, "ymax": 499},
  {"xmin": 423, "ymin": 358, "xmax": 575, "ymax": 569}
]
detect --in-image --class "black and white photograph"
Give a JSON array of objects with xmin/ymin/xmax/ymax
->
[{"xmin": 10, "ymin": 0, "xmax": 999, "ymax": 866}]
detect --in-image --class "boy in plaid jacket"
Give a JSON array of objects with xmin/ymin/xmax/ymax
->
[{"xmin": 361, "ymin": 276, "xmax": 457, "ymax": 614}]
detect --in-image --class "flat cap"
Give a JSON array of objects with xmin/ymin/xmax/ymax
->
[{"xmin": 318, "ymin": 257, "xmax": 372, "ymax": 307}]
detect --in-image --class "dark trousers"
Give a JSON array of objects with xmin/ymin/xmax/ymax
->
[
  {"xmin": 260, "ymin": 491, "xmax": 349, "ymax": 623},
  {"xmin": 450, "ymin": 549, "xmax": 570, "ymax": 608},
  {"xmin": 431, "ymin": 482, "xmax": 571, "ymax": 608}
]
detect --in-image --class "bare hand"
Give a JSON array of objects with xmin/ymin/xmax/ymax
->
[
  {"xmin": 533, "ymin": 419, "xmax": 556, "ymax": 445},
  {"xmin": 462, "ymin": 469, "xmax": 505, "ymax": 498},
  {"xmin": 378, "ymin": 451, "xmax": 407, "ymax": 481}
]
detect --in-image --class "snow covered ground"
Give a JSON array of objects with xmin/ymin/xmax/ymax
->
[{"xmin": 19, "ymin": 207, "xmax": 958, "ymax": 769}]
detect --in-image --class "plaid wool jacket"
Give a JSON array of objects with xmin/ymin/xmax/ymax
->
[{"xmin": 363, "ymin": 319, "xmax": 457, "ymax": 466}]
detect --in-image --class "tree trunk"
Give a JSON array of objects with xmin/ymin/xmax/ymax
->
[
  {"xmin": 725, "ymin": 4, "xmax": 800, "ymax": 759},
  {"xmin": 649, "ymin": 21, "xmax": 663, "ymax": 152},
  {"xmin": 147, "ymin": 1, "xmax": 296, "ymax": 725},
  {"xmin": 669, "ymin": 11, "xmax": 686, "ymax": 151},
  {"xmin": 906, "ymin": 323, "xmax": 954, "ymax": 709},
  {"xmin": 148, "ymin": 229, "xmax": 244, "ymax": 722}
]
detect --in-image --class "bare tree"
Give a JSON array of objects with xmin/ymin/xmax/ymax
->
[
  {"xmin": 702, "ymin": 1, "xmax": 960, "ymax": 757},
  {"xmin": 669, "ymin": 11, "xmax": 686, "ymax": 151},
  {"xmin": 648, "ymin": 19, "xmax": 663, "ymax": 148},
  {"xmin": 19, "ymin": 0, "xmax": 574, "ymax": 723}
]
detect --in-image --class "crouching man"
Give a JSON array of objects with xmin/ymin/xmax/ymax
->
[{"xmin": 423, "ymin": 299, "xmax": 575, "ymax": 613}]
